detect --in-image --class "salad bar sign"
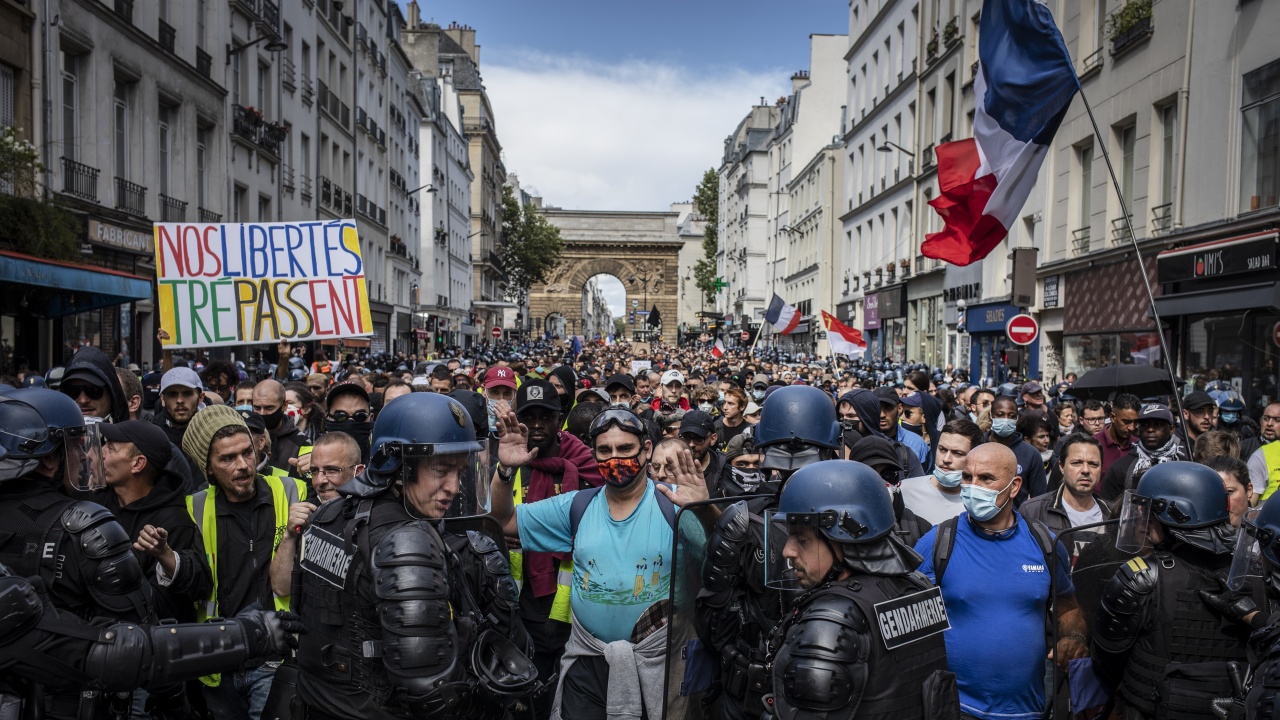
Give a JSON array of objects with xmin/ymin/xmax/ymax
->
[{"xmin": 1157, "ymin": 233, "xmax": 1277, "ymax": 283}]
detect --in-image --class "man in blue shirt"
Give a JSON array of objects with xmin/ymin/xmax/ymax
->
[
  {"xmin": 914, "ymin": 443, "xmax": 1088, "ymax": 720},
  {"xmin": 489, "ymin": 406, "xmax": 710, "ymax": 720},
  {"xmin": 875, "ymin": 386, "xmax": 930, "ymax": 467}
]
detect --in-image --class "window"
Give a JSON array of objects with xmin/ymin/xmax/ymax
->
[
  {"xmin": 196, "ymin": 128, "xmax": 210, "ymax": 208},
  {"xmin": 257, "ymin": 63, "xmax": 269, "ymax": 115},
  {"xmin": 233, "ymin": 185, "xmax": 246, "ymax": 222},
  {"xmin": 158, "ymin": 106, "xmax": 172, "ymax": 196},
  {"xmin": 1160, "ymin": 105, "xmax": 1176, "ymax": 205},
  {"xmin": 1241, "ymin": 59, "xmax": 1280, "ymax": 213},
  {"xmin": 258, "ymin": 194, "xmax": 271, "ymax": 222},
  {"xmin": 231, "ymin": 50, "xmax": 241, "ymax": 106},
  {"xmin": 113, "ymin": 79, "xmax": 131, "ymax": 179},
  {"xmin": 197, "ymin": 0, "xmax": 207, "ymax": 48},
  {"xmin": 1078, "ymin": 142, "xmax": 1093, "ymax": 227},
  {"xmin": 1119, "ymin": 123, "xmax": 1135, "ymax": 208},
  {"xmin": 1095, "ymin": 0, "xmax": 1107, "ymax": 54},
  {"xmin": 60, "ymin": 52, "xmax": 78, "ymax": 161},
  {"xmin": 300, "ymin": 132, "xmax": 310, "ymax": 180}
]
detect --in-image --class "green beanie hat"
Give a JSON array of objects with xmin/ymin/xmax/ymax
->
[{"xmin": 182, "ymin": 404, "xmax": 249, "ymax": 477}]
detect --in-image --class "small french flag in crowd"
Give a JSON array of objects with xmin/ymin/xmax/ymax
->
[
  {"xmin": 765, "ymin": 293, "xmax": 800, "ymax": 335},
  {"xmin": 922, "ymin": 0, "xmax": 1079, "ymax": 266},
  {"xmin": 712, "ymin": 338, "xmax": 726, "ymax": 357}
]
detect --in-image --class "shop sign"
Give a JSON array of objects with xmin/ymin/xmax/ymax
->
[
  {"xmin": 88, "ymin": 220, "xmax": 152, "ymax": 254},
  {"xmin": 942, "ymin": 282, "xmax": 981, "ymax": 304},
  {"xmin": 879, "ymin": 285, "xmax": 907, "ymax": 319},
  {"xmin": 1157, "ymin": 232, "xmax": 1278, "ymax": 283},
  {"xmin": 1043, "ymin": 275, "xmax": 1060, "ymax": 309},
  {"xmin": 864, "ymin": 294, "xmax": 881, "ymax": 330},
  {"xmin": 966, "ymin": 302, "xmax": 1023, "ymax": 334}
]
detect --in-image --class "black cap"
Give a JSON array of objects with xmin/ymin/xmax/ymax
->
[
  {"xmin": 874, "ymin": 386, "xmax": 901, "ymax": 406},
  {"xmin": 1182, "ymin": 390, "xmax": 1216, "ymax": 410},
  {"xmin": 516, "ymin": 379, "xmax": 561, "ymax": 414},
  {"xmin": 62, "ymin": 369, "xmax": 106, "ymax": 387},
  {"xmin": 327, "ymin": 381, "xmax": 371, "ymax": 407},
  {"xmin": 679, "ymin": 409, "xmax": 717, "ymax": 438},
  {"xmin": 100, "ymin": 421, "xmax": 172, "ymax": 470},
  {"xmin": 605, "ymin": 374, "xmax": 635, "ymax": 393},
  {"xmin": 236, "ymin": 408, "xmax": 268, "ymax": 433}
]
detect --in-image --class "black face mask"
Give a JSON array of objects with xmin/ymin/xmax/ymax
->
[
  {"xmin": 900, "ymin": 420, "xmax": 924, "ymax": 436},
  {"xmin": 262, "ymin": 408, "xmax": 284, "ymax": 430},
  {"xmin": 143, "ymin": 387, "xmax": 161, "ymax": 411},
  {"xmin": 327, "ymin": 419, "xmax": 373, "ymax": 464}
]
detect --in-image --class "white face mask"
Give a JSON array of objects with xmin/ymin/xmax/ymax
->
[{"xmin": 698, "ymin": 402, "xmax": 715, "ymax": 414}]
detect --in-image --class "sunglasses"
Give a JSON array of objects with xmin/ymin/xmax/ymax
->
[
  {"xmin": 327, "ymin": 410, "xmax": 372, "ymax": 423},
  {"xmin": 62, "ymin": 383, "xmax": 106, "ymax": 400}
]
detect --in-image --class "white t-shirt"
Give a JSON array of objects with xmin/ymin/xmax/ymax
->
[
  {"xmin": 900, "ymin": 474, "xmax": 965, "ymax": 525},
  {"xmin": 1063, "ymin": 500, "xmax": 1104, "ymax": 528}
]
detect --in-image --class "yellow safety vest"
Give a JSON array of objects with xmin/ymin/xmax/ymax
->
[
  {"xmin": 1262, "ymin": 442, "xmax": 1280, "ymax": 500},
  {"xmin": 509, "ymin": 468, "xmax": 573, "ymax": 623},
  {"xmin": 185, "ymin": 474, "xmax": 306, "ymax": 686}
]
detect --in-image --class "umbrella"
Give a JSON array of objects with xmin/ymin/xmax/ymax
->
[{"xmin": 1067, "ymin": 364, "xmax": 1183, "ymax": 401}]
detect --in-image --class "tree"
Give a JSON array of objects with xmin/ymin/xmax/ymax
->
[
  {"xmin": 500, "ymin": 184, "xmax": 565, "ymax": 305},
  {"xmin": 692, "ymin": 169, "xmax": 719, "ymax": 304}
]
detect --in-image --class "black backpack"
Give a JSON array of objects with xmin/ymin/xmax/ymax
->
[{"xmin": 568, "ymin": 485, "xmax": 677, "ymax": 539}]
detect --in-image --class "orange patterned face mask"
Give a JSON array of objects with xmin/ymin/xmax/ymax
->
[{"xmin": 599, "ymin": 455, "xmax": 644, "ymax": 488}]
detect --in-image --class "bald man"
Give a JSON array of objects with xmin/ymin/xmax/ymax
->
[
  {"xmin": 251, "ymin": 379, "xmax": 308, "ymax": 471},
  {"xmin": 914, "ymin": 444, "xmax": 1088, "ymax": 720}
]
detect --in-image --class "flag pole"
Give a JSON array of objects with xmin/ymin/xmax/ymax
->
[
  {"xmin": 749, "ymin": 321, "xmax": 764, "ymax": 357},
  {"xmin": 1077, "ymin": 88, "xmax": 1189, "ymax": 437}
]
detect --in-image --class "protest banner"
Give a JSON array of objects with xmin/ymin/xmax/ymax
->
[{"xmin": 153, "ymin": 220, "xmax": 373, "ymax": 348}]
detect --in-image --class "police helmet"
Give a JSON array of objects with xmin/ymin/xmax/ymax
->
[
  {"xmin": 469, "ymin": 630, "xmax": 539, "ymax": 697},
  {"xmin": 753, "ymin": 385, "xmax": 840, "ymax": 451},
  {"xmin": 44, "ymin": 366, "xmax": 65, "ymax": 390},
  {"xmin": 1248, "ymin": 493, "xmax": 1280, "ymax": 569},
  {"xmin": 1135, "ymin": 461, "xmax": 1229, "ymax": 529},
  {"xmin": 4, "ymin": 388, "xmax": 85, "ymax": 456},
  {"xmin": 0, "ymin": 397, "xmax": 52, "ymax": 481},
  {"xmin": 1217, "ymin": 391, "xmax": 1245, "ymax": 413},
  {"xmin": 774, "ymin": 460, "xmax": 895, "ymax": 544},
  {"xmin": 368, "ymin": 392, "xmax": 483, "ymax": 479},
  {"xmin": 996, "ymin": 382, "xmax": 1020, "ymax": 398},
  {"xmin": 20, "ymin": 375, "xmax": 45, "ymax": 388}
]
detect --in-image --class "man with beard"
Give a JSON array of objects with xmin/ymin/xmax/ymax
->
[
  {"xmin": 252, "ymin": 378, "xmax": 308, "ymax": 471},
  {"xmin": 493, "ymin": 378, "xmax": 604, "ymax": 719},
  {"xmin": 1021, "ymin": 434, "xmax": 1113, "ymax": 565},
  {"xmin": 182, "ymin": 405, "xmax": 307, "ymax": 718},
  {"xmin": 1100, "ymin": 403, "xmax": 1189, "ymax": 503},
  {"xmin": 490, "ymin": 406, "xmax": 702, "ymax": 719}
]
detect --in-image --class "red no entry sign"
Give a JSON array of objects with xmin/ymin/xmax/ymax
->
[
  {"xmin": 741, "ymin": 331, "xmax": 750, "ymax": 341},
  {"xmin": 491, "ymin": 327, "xmax": 502, "ymax": 339},
  {"xmin": 1006, "ymin": 314, "xmax": 1039, "ymax": 346}
]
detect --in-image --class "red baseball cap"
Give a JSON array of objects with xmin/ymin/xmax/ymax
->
[{"xmin": 483, "ymin": 366, "xmax": 517, "ymax": 390}]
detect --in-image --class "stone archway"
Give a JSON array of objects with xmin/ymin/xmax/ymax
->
[{"xmin": 531, "ymin": 210, "xmax": 684, "ymax": 344}]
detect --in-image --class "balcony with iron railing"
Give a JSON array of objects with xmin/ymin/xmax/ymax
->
[
  {"xmin": 1079, "ymin": 48, "xmax": 1104, "ymax": 79},
  {"xmin": 232, "ymin": 104, "xmax": 287, "ymax": 157},
  {"xmin": 159, "ymin": 194, "xmax": 187, "ymax": 222},
  {"xmin": 158, "ymin": 19, "xmax": 176, "ymax": 53},
  {"xmin": 320, "ymin": 176, "xmax": 334, "ymax": 207},
  {"xmin": 300, "ymin": 175, "xmax": 313, "ymax": 200},
  {"xmin": 260, "ymin": 0, "xmax": 280, "ymax": 35},
  {"xmin": 281, "ymin": 164, "xmax": 295, "ymax": 191},
  {"xmin": 60, "ymin": 157, "xmax": 99, "ymax": 202},
  {"xmin": 232, "ymin": 0, "xmax": 260, "ymax": 19},
  {"xmin": 1072, "ymin": 226, "xmax": 1092, "ymax": 255},
  {"xmin": 300, "ymin": 75, "xmax": 313, "ymax": 105},
  {"xmin": 198, "ymin": 207, "xmax": 222, "ymax": 223},
  {"xmin": 281, "ymin": 57, "xmax": 296, "ymax": 90},
  {"xmin": 343, "ymin": 190, "xmax": 352, "ymax": 216},
  {"xmin": 115, "ymin": 177, "xmax": 147, "ymax": 217},
  {"xmin": 922, "ymin": 144, "xmax": 936, "ymax": 169},
  {"xmin": 1151, "ymin": 203, "xmax": 1173, "ymax": 234},
  {"xmin": 1110, "ymin": 215, "xmax": 1134, "ymax": 245}
]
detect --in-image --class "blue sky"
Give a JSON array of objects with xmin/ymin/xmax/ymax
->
[{"xmin": 400, "ymin": 1, "xmax": 849, "ymax": 212}]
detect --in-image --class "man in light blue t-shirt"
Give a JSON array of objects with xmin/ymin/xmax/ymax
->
[
  {"xmin": 490, "ymin": 405, "xmax": 713, "ymax": 719},
  {"xmin": 913, "ymin": 443, "xmax": 1088, "ymax": 720}
]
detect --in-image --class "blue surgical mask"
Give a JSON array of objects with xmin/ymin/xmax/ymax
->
[
  {"xmin": 753, "ymin": 389, "xmax": 766, "ymax": 401},
  {"xmin": 960, "ymin": 478, "xmax": 1014, "ymax": 521},
  {"xmin": 932, "ymin": 466, "xmax": 963, "ymax": 488},
  {"xmin": 1221, "ymin": 412, "xmax": 1239, "ymax": 424},
  {"xmin": 991, "ymin": 418, "xmax": 1017, "ymax": 437},
  {"xmin": 718, "ymin": 391, "xmax": 726, "ymax": 402}
]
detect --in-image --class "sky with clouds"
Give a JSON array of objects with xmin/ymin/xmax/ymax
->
[{"xmin": 399, "ymin": 1, "xmax": 848, "ymax": 317}]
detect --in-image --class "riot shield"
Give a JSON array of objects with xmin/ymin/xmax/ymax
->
[{"xmin": 663, "ymin": 494, "xmax": 774, "ymax": 720}]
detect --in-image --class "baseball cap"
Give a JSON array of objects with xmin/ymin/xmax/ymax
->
[
  {"xmin": 101, "ymin": 420, "xmax": 173, "ymax": 470},
  {"xmin": 1137, "ymin": 403, "xmax": 1175, "ymax": 424},
  {"xmin": 61, "ymin": 369, "xmax": 106, "ymax": 387},
  {"xmin": 236, "ymin": 408, "xmax": 268, "ymax": 434},
  {"xmin": 751, "ymin": 373, "xmax": 770, "ymax": 389},
  {"xmin": 160, "ymin": 367, "xmax": 203, "ymax": 393},
  {"xmin": 326, "ymin": 380, "xmax": 371, "ymax": 407},
  {"xmin": 483, "ymin": 366, "xmax": 517, "ymax": 390},
  {"xmin": 874, "ymin": 387, "xmax": 901, "ymax": 406},
  {"xmin": 744, "ymin": 401, "xmax": 762, "ymax": 416},
  {"xmin": 679, "ymin": 410, "xmax": 716, "ymax": 438},
  {"xmin": 1020, "ymin": 381, "xmax": 1044, "ymax": 395},
  {"xmin": 577, "ymin": 387, "xmax": 610, "ymax": 404},
  {"xmin": 1182, "ymin": 390, "xmax": 1216, "ymax": 410},
  {"xmin": 605, "ymin": 374, "xmax": 636, "ymax": 393},
  {"xmin": 516, "ymin": 379, "xmax": 561, "ymax": 414},
  {"xmin": 660, "ymin": 369, "xmax": 685, "ymax": 386},
  {"xmin": 725, "ymin": 433, "xmax": 756, "ymax": 460},
  {"xmin": 900, "ymin": 391, "xmax": 923, "ymax": 408}
]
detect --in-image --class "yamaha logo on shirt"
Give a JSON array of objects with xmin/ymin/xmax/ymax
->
[{"xmin": 1022, "ymin": 564, "xmax": 1046, "ymax": 573}]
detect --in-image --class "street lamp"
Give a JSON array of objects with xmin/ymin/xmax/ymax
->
[
  {"xmin": 629, "ymin": 271, "xmax": 658, "ymax": 341},
  {"xmin": 226, "ymin": 35, "xmax": 288, "ymax": 64},
  {"xmin": 408, "ymin": 184, "xmax": 438, "ymax": 194},
  {"xmin": 876, "ymin": 141, "xmax": 915, "ymax": 157}
]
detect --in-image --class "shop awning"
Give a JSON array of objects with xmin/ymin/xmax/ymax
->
[
  {"xmin": 319, "ymin": 337, "xmax": 372, "ymax": 348},
  {"xmin": 1152, "ymin": 280, "xmax": 1280, "ymax": 317},
  {"xmin": 0, "ymin": 250, "xmax": 152, "ymax": 318}
]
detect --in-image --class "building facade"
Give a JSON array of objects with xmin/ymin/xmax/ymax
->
[{"xmin": 717, "ymin": 104, "xmax": 779, "ymax": 344}]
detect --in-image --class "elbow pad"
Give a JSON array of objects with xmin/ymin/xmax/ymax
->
[
  {"xmin": 703, "ymin": 501, "xmax": 752, "ymax": 600},
  {"xmin": 62, "ymin": 502, "xmax": 154, "ymax": 620},
  {"xmin": 1094, "ymin": 557, "xmax": 1158, "ymax": 653}
]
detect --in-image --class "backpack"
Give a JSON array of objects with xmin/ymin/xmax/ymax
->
[
  {"xmin": 568, "ymin": 485, "xmax": 677, "ymax": 539},
  {"xmin": 931, "ymin": 514, "xmax": 1057, "ymax": 587}
]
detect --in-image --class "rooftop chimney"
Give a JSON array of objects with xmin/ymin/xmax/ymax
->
[{"xmin": 407, "ymin": 0, "xmax": 420, "ymax": 28}]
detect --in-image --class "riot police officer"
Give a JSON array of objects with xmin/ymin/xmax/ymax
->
[
  {"xmin": 292, "ymin": 391, "xmax": 535, "ymax": 720},
  {"xmin": 1224, "ymin": 493, "xmax": 1280, "ymax": 718},
  {"xmin": 0, "ymin": 560, "xmax": 296, "ymax": 706},
  {"xmin": 698, "ymin": 386, "xmax": 842, "ymax": 719},
  {"xmin": 762, "ymin": 460, "xmax": 956, "ymax": 720},
  {"xmin": 0, "ymin": 392, "xmax": 161, "ymax": 719},
  {"xmin": 1091, "ymin": 461, "xmax": 1260, "ymax": 720}
]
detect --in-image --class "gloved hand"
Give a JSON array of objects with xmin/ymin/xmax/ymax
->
[
  {"xmin": 237, "ymin": 607, "xmax": 303, "ymax": 658},
  {"xmin": 1199, "ymin": 575, "xmax": 1262, "ymax": 628}
]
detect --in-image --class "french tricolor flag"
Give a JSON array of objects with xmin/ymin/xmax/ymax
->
[
  {"xmin": 765, "ymin": 293, "xmax": 800, "ymax": 335},
  {"xmin": 921, "ymin": 0, "xmax": 1079, "ymax": 267}
]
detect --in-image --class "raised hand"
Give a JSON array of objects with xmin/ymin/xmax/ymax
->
[
  {"xmin": 656, "ymin": 448, "xmax": 710, "ymax": 506},
  {"xmin": 495, "ymin": 410, "xmax": 540, "ymax": 468}
]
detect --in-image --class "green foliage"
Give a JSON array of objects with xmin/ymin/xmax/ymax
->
[
  {"xmin": 0, "ymin": 194, "xmax": 82, "ymax": 261},
  {"xmin": 1106, "ymin": 0, "xmax": 1152, "ymax": 39},
  {"xmin": 692, "ymin": 169, "xmax": 719, "ymax": 304},
  {"xmin": 0, "ymin": 126, "xmax": 43, "ymax": 197},
  {"xmin": 614, "ymin": 316, "xmax": 626, "ymax": 338},
  {"xmin": 500, "ymin": 184, "xmax": 565, "ymax": 304}
]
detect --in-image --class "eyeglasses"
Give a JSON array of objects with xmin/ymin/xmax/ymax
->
[
  {"xmin": 314, "ymin": 464, "xmax": 359, "ymax": 479},
  {"xmin": 327, "ymin": 410, "xmax": 372, "ymax": 423},
  {"xmin": 62, "ymin": 383, "xmax": 106, "ymax": 400}
]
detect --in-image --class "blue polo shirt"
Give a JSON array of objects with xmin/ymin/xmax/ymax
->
[
  {"xmin": 897, "ymin": 425, "xmax": 930, "ymax": 466},
  {"xmin": 915, "ymin": 513, "xmax": 1074, "ymax": 720}
]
